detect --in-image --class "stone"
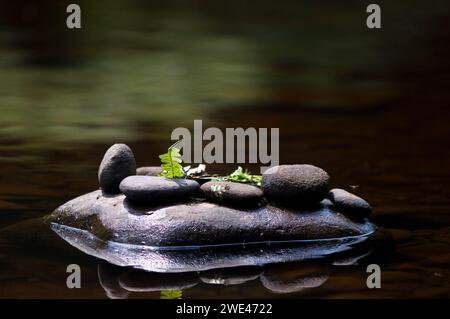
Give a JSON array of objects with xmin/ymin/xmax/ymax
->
[
  {"xmin": 98, "ymin": 144, "xmax": 136, "ymax": 193},
  {"xmin": 331, "ymin": 247, "xmax": 372, "ymax": 266},
  {"xmin": 262, "ymin": 164, "xmax": 330, "ymax": 206},
  {"xmin": 260, "ymin": 261, "xmax": 329, "ymax": 294},
  {"xmin": 200, "ymin": 266, "xmax": 262, "ymax": 285},
  {"xmin": 200, "ymin": 181, "xmax": 263, "ymax": 207},
  {"xmin": 118, "ymin": 269, "xmax": 198, "ymax": 292},
  {"xmin": 136, "ymin": 166, "xmax": 162, "ymax": 176},
  {"xmin": 48, "ymin": 211, "xmax": 375, "ymax": 272},
  {"xmin": 98, "ymin": 262, "xmax": 130, "ymax": 299},
  {"xmin": 328, "ymin": 188, "xmax": 372, "ymax": 218},
  {"xmin": 119, "ymin": 176, "xmax": 200, "ymax": 204},
  {"xmin": 47, "ymin": 190, "xmax": 375, "ymax": 247}
]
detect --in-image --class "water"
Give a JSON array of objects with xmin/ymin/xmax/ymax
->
[
  {"xmin": 0, "ymin": 0, "xmax": 450, "ymax": 298},
  {"xmin": 50, "ymin": 222, "xmax": 376, "ymax": 272}
]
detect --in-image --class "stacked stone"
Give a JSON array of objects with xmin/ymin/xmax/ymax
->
[
  {"xmin": 261, "ymin": 165, "xmax": 372, "ymax": 219},
  {"xmin": 98, "ymin": 144, "xmax": 372, "ymax": 219},
  {"xmin": 98, "ymin": 144, "xmax": 200, "ymax": 205}
]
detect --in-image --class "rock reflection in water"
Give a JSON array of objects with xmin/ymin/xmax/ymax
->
[
  {"xmin": 50, "ymin": 222, "xmax": 374, "ymax": 273},
  {"xmin": 260, "ymin": 262, "xmax": 330, "ymax": 294},
  {"xmin": 97, "ymin": 261, "xmax": 330, "ymax": 298},
  {"xmin": 0, "ymin": 217, "xmax": 393, "ymax": 298},
  {"xmin": 95, "ymin": 233, "xmax": 391, "ymax": 298}
]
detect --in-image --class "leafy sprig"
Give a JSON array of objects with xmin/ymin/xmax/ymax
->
[
  {"xmin": 159, "ymin": 143, "xmax": 184, "ymax": 179},
  {"xmin": 213, "ymin": 166, "xmax": 262, "ymax": 186}
]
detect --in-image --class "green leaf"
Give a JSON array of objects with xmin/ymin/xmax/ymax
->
[
  {"xmin": 213, "ymin": 166, "xmax": 262, "ymax": 186},
  {"xmin": 160, "ymin": 289, "xmax": 183, "ymax": 299},
  {"xmin": 159, "ymin": 145, "xmax": 184, "ymax": 179}
]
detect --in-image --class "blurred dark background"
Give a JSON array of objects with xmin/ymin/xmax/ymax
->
[{"xmin": 0, "ymin": 0, "xmax": 449, "ymax": 298}]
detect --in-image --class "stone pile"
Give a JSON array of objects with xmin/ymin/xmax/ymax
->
[{"xmin": 98, "ymin": 144, "xmax": 372, "ymax": 219}]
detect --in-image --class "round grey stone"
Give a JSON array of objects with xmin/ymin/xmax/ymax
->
[
  {"xmin": 136, "ymin": 166, "xmax": 163, "ymax": 176},
  {"xmin": 328, "ymin": 188, "xmax": 372, "ymax": 218},
  {"xmin": 260, "ymin": 262, "xmax": 329, "ymax": 294},
  {"xmin": 200, "ymin": 181, "xmax": 263, "ymax": 207},
  {"xmin": 119, "ymin": 176, "xmax": 200, "ymax": 204},
  {"xmin": 262, "ymin": 165, "xmax": 330, "ymax": 206},
  {"xmin": 98, "ymin": 144, "xmax": 136, "ymax": 194}
]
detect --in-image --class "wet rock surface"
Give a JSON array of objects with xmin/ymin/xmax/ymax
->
[
  {"xmin": 262, "ymin": 165, "xmax": 330, "ymax": 206},
  {"xmin": 200, "ymin": 181, "xmax": 264, "ymax": 207},
  {"xmin": 98, "ymin": 144, "xmax": 136, "ymax": 193},
  {"xmin": 119, "ymin": 176, "xmax": 200, "ymax": 204},
  {"xmin": 328, "ymin": 188, "xmax": 372, "ymax": 218},
  {"xmin": 47, "ymin": 190, "xmax": 375, "ymax": 247},
  {"xmin": 136, "ymin": 166, "xmax": 163, "ymax": 176}
]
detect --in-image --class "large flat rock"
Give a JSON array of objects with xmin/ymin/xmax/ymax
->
[{"xmin": 47, "ymin": 190, "xmax": 375, "ymax": 247}]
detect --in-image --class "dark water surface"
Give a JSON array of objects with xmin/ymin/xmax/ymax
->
[{"xmin": 0, "ymin": 1, "xmax": 450, "ymax": 298}]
